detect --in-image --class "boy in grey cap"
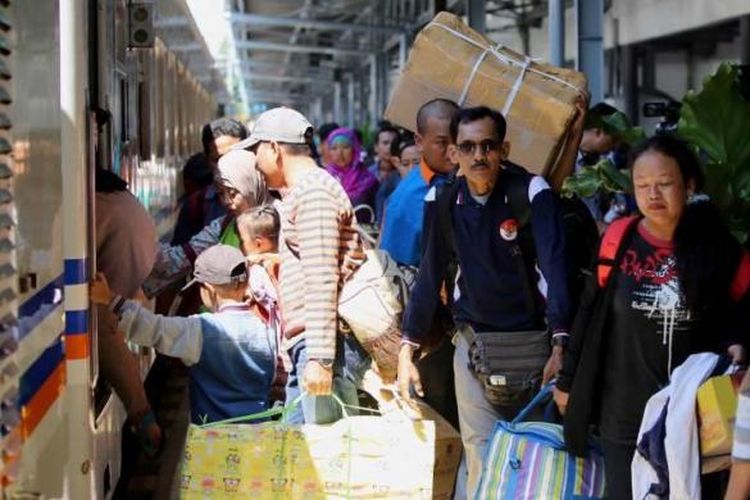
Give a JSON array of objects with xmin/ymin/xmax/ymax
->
[{"xmin": 90, "ymin": 244, "xmax": 277, "ymax": 424}]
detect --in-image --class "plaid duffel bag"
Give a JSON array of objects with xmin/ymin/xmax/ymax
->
[{"xmin": 475, "ymin": 384, "xmax": 607, "ymax": 499}]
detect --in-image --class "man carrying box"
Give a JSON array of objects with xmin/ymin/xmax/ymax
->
[{"xmin": 398, "ymin": 106, "xmax": 575, "ymax": 497}]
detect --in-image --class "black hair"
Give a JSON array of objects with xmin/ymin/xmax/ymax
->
[
  {"xmin": 630, "ymin": 135, "xmax": 705, "ymax": 192},
  {"xmin": 391, "ymin": 135, "xmax": 416, "ymax": 158},
  {"xmin": 589, "ymin": 102, "xmax": 618, "ymax": 119},
  {"xmin": 375, "ymin": 121, "xmax": 399, "ymax": 143},
  {"xmin": 201, "ymin": 118, "xmax": 248, "ymax": 157},
  {"xmin": 631, "ymin": 135, "xmax": 739, "ymax": 313},
  {"xmin": 416, "ymin": 98, "xmax": 459, "ymax": 134},
  {"xmin": 317, "ymin": 122, "xmax": 340, "ymax": 143},
  {"xmin": 182, "ymin": 152, "xmax": 213, "ymax": 187},
  {"xmin": 95, "ymin": 168, "xmax": 128, "ymax": 193},
  {"xmin": 449, "ymin": 106, "xmax": 507, "ymax": 144}
]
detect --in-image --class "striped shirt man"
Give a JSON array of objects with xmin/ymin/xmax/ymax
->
[{"xmin": 279, "ymin": 167, "xmax": 365, "ymax": 360}]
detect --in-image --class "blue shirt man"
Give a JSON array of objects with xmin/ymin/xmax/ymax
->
[
  {"xmin": 379, "ymin": 99, "xmax": 459, "ymax": 266},
  {"xmin": 379, "ymin": 159, "xmax": 446, "ymax": 266}
]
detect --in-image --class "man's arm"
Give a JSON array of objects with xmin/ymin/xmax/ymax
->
[
  {"xmin": 401, "ymin": 188, "xmax": 450, "ymax": 346},
  {"xmin": 295, "ymin": 187, "xmax": 341, "ymax": 362},
  {"xmin": 142, "ymin": 216, "xmax": 224, "ymax": 297},
  {"xmin": 528, "ymin": 177, "xmax": 574, "ymax": 384},
  {"xmin": 528, "ymin": 176, "xmax": 573, "ymax": 335}
]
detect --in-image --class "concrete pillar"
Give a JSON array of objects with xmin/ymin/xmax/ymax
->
[
  {"xmin": 548, "ymin": 0, "xmax": 565, "ymax": 66},
  {"xmin": 576, "ymin": 0, "xmax": 604, "ymax": 103}
]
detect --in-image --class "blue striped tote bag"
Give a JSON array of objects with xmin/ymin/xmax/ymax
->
[{"xmin": 475, "ymin": 384, "xmax": 606, "ymax": 499}]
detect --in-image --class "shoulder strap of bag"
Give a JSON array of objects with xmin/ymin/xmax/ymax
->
[
  {"xmin": 596, "ymin": 215, "xmax": 639, "ymax": 288},
  {"xmin": 730, "ymin": 250, "xmax": 750, "ymax": 302}
]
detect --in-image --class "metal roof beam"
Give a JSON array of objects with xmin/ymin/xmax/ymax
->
[
  {"xmin": 243, "ymin": 74, "xmax": 328, "ymax": 84},
  {"xmin": 236, "ymin": 40, "xmax": 371, "ymax": 57},
  {"xmin": 229, "ymin": 13, "xmax": 407, "ymax": 35}
]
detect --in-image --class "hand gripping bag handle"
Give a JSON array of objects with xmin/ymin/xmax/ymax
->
[{"xmin": 511, "ymin": 381, "xmax": 555, "ymax": 424}]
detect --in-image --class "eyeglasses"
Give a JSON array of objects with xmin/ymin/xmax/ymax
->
[{"xmin": 456, "ymin": 140, "xmax": 501, "ymax": 156}]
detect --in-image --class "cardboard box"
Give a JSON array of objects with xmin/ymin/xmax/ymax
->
[
  {"xmin": 362, "ymin": 371, "xmax": 462, "ymax": 499},
  {"xmin": 697, "ymin": 372, "xmax": 745, "ymax": 457},
  {"xmin": 385, "ymin": 12, "xmax": 587, "ymax": 181}
]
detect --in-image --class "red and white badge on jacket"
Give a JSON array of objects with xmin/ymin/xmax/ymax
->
[{"xmin": 499, "ymin": 219, "xmax": 518, "ymax": 241}]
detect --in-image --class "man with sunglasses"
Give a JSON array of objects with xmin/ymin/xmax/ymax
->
[
  {"xmin": 398, "ymin": 106, "xmax": 573, "ymax": 497},
  {"xmin": 234, "ymin": 107, "xmax": 370, "ymax": 425}
]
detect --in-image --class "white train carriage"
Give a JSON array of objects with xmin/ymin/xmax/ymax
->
[{"xmin": 0, "ymin": 1, "xmax": 215, "ymax": 498}]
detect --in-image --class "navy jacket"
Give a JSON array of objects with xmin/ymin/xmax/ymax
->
[{"xmin": 402, "ymin": 169, "xmax": 573, "ymax": 343}]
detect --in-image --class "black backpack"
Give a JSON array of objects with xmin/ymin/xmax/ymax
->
[{"xmin": 435, "ymin": 163, "xmax": 598, "ymax": 314}]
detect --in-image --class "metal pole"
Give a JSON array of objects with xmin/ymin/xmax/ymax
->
[
  {"xmin": 622, "ymin": 44, "xmax": 639, "ymax": 125},
  {"xmin": 398, "ymin": 34, "xmax": 408, "ymax": 70},
  {"xmin": 740, "ymin": 15, "xmax": 750, "ymax": 64},
  {"xmin": 576, "ymin": 0, "xmax": 604, "ymax": 103},
  {"xmin": 347, "ymin": 75, "xmax": 355, "ymax": 128},
  {"xmin": 369, "ymin": 54, "xmax": 377, "ymax": 127},
  {"xmin": 466, "ymin": 0, "xmax": 486, "ymax": 34},
  {"xmin": 548, "ymin": 0, "xmax": 565, "ymax": 66},
  {"xmin": 334, "ymin": 81, "xmax": 342, "ymax": 125}
]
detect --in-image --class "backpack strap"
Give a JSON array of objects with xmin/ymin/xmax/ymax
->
[
  {"xmin": 597, "ymin": 216, "xmax": 639, "ymax": 288},
  {"xmin": 502, "ymin": 163, "xmax": 532, "ymax": 230},
  {"xmin": 730, "ymin": 250, "xmax": 750, "ymax": 302},
  {"xmin": 502, "ymin": 165, "xmax": 538, "ymax": 317}
]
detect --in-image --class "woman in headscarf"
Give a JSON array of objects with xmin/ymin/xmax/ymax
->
[
  {"xmin": 144, "ymin": 149, "xmax": 272, "ymax": 296},
  {"xmin": 325, "ymin": 127, "xmax": 379, "ymax": 222}
]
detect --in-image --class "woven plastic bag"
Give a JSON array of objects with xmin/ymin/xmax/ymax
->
[
  {"xmin": 179, "ymin": 399, "xmax": 435, "ymax": 499},
  {"xmin": 475, "ymin": 384, "xmax": 606, "ymax": 499}
]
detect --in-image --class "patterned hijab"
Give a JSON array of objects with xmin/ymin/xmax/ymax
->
[{"xmin": 325, "ymin": 127, "xmax": 377, "ymax": 203}]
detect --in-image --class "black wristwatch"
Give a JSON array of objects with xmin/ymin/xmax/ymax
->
[{"xmin": 551, "ymin": 334, "xmax": 569, "ymax": 349}]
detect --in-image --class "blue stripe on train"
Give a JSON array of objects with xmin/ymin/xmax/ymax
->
[
  {"xmin": 19, "ymin": 335, "xmax": 64, "ymax": 406},
  {"xmin": 64, "ymin": 258, "xmax": 88, "ymax": 286},
  {"xmin": 18, "ymin": 274, "xmax": 64, "ymax": 341},
  {"xmin": 65, "ymin": 309, "xmax": 88, "ymax": 335}
]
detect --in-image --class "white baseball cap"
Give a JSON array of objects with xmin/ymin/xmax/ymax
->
[{"xmin": 234, "ymin": 107, "xmax": 313, "ymax": 150}]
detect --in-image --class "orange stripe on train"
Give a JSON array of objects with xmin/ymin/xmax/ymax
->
[
  {"xmin": 21, "ymin": 362, "xmax": 66, "ymax": 439},
  {"xmin": 65, "ymin": 334, "xmax": 89, "ymax": 360}
]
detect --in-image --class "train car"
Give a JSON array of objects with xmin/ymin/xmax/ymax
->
[{"xmin": 0, "ymin": 1, "xmax": 215, "ymax": 498}]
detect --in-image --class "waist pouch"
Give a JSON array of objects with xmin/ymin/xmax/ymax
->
[{"xmin": 465, "ymin": 328, "xmax": 550, "ymax": 408}]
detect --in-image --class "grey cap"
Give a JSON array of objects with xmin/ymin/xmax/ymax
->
[
  {"xmin": 181, "ymin": 244, "xmax": 247, "ymax": 292},
  {"xmin": 234, "ymin": 107, "xmax": 313, "ymax": 150}
]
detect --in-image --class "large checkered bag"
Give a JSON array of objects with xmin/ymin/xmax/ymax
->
[{"xmin": 475, "ymin": 384, "xmax": 607, "ymax": 499}]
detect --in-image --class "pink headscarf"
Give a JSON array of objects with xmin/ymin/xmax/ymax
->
[{"xmin": 325, "ymin": 127, "xmax": 378, "ymax": 205}]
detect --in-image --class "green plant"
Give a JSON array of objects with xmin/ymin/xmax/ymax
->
[
  {"xmin": 561, "ymin": 109, "xmax": 643, "ymax": 199},
  {"xmin": 677, "ymin": 62, "xmax": 750, "ymax": 244},
  {"xmin": 561, "ymin": 158, "xmax": 632, "ymax": 198}
]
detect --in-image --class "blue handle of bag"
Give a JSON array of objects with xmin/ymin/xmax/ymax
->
[{"xmin": 510, "ymin": 381, "xmax": 556, "ymax": 424}]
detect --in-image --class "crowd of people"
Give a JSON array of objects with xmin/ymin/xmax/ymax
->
[{"xmin": 91, "ymin": 97, "xmax": 750, "ymax": 499}]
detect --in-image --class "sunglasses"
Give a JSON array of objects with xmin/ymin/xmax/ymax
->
[{"xmin": 456, "ymin": 139, "xmax": 502, "ymax": 156}]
